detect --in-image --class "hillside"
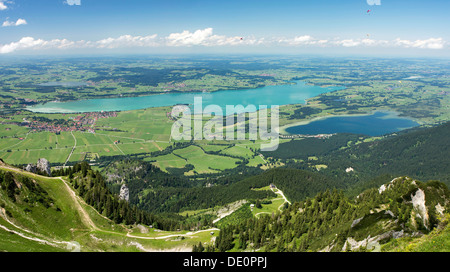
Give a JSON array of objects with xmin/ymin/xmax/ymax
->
[
  {"xmin": 209, "ymin": 176, "xmax": 450, "ymax": 252},
  {"xmin": 2, "ymin": 122, "xmax": 450, "ymax": 253},
  {"xmin": 0, "ymin": 161, "xmax": 217, "ymax": 252},
  {"xmin": 2, "ymin": 157, "xmax": 449, "ymax": 252},
  {"xmin": 320, "ymin": 122, "xmax": 450, "ymax": 187},
  {"xmin": 102, "ymin": 158, "xmax": 276, "ymax": 213},
  {"xmin": 264, "ymin": 122, "xmax": 450, "ymax": 194}
]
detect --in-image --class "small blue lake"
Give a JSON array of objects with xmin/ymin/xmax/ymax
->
[{"xmin": 284, "ymin": 111, "xmax": 420, "ymax": 136}]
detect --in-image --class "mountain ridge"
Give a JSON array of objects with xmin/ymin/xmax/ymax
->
[
  {"xmin": 211, "ymin": 176, "xmax": 450, "ymax": 252},
  {"xmin": 0, "ymin": 161, "xmax": 217, "ymax": 252}
]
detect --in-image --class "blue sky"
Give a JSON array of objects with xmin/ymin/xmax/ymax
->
[{"xmin": 0, "ymin": 0, "xmax": 449, "ymax": 56}]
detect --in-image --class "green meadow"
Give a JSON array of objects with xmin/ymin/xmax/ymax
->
[
  {"xmin": 172, "ymin": 145, "xmax": 240, "ymax": 174},
  {"xmin": 0, "ymin": 165, "xmax": 218, "ymax": 252}
]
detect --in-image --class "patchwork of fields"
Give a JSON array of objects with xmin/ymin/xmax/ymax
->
[{"xmin": 0, "ymin": 106, "xmax": 281, "ymax": 174}]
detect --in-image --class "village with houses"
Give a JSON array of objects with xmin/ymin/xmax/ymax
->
[{"xmin": 17, "ymin": 111, "xmax": 118, "ymax": 134}]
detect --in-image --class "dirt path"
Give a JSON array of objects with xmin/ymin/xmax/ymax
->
[
  {"xmin": 258, "ymin": 153, "xmax": 267, "ymax": 164},
  {"xmin": 0, "ymin": 164, "xmax": 219, "ymax": 251},
  {"xmin": 212, "ymin": 200, "xmax": 247, "ymax": 224},
  {"xmin": 0, "ymin": 184, "xmax": 78, "ymax": 250},
  {"xmin": 272, "ymin": 188, "xmax": 291, "ymax": 209},
  {"xmin": 58, "ymin": 177, "xmax": 100, "ymax": 231},
  {"xmin": 126, "ymin": 228, "xmax": 219, "ymax": 240},
  {"xmin": 0, "ymin": 164, "xmax": 99, "ymax": 231},
  {"xmin": 152, "ymin": 141, "xmax": 163, "ymax": 151}
]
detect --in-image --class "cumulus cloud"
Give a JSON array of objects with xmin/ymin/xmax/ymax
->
[
  {"xmin": 165, "ymin": 28, "xmax": 248, "ymax": 47},
  {"xmin": 279, "ymin": 35, "xmax": 442, "ymax": 49},
  {"xmin": 166, "ymin": 28, "xmax": 213, "ymax": 46},
  {"xmin": 65, "ymin": 0, "xmax": 81, "ymax": 5},
  {"xmin": 95, "ymin": 34, "xmax": 158, "ymax": 49},
  {"xmin": 0, "ymin": 2, "xmax": 7, "ymax": 10},
  {"xmin": 0, "ymin": 37, "xmax": 45, "ymax": 54},
  {"xmin": 2, "ymin": 18, "xmax": 27, "ymax": 27},
  {"xmin": 334, "ymin": 39, "xmax": 361, "ymax": 47},
  {"xmin": 164, "ymin": 28, "xmax": 266, "ymax": 47},
  {"xmin": 279, "ymin": 35, "xmax": 329, "ymax": 46},
  {"xmin": 394, "ymin": 37, "xmax": 444, "ymax": 49},
  {"xmin": 0, "ymin": 34, "xmax": 160, "ymax": 54},
  {"xmin": 0, "ymin": 28, "xmax": 446, "ymax": 54}
]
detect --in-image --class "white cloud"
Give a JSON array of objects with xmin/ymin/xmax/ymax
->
[
  {"xmin": 65, "ymin": 0, "xmax": 81, "ymax": 5},
  {"xmin": 394, "ymin": 37, "xmax": 444, "ymax": 49},
  {"xmin": 0, "ymin": 37, "xmax": 45, "ymax": 54},
  {"xmin": 165, "ymin": 28, "xmax": 251, "ymax": 47},
  {"xmin": 95, "ymin": 34, "xmax": 158, "ymax": 49},
  {"xmin": 278, "ymin": 35, "xmax": 329, "ymax": 46},
  {"xmin": 277, "ymin": 35, "xmax": 443, "ymax": 50},
  {"xmin": 334, "ymin": 39, "xmax": 361, "ymax": 47},
  {"xmin": 0, "ymin": 34, "xmax": 160, "ymax": 53},
  {"xmin": 166, "ymin": 28, "xmax": 216, "ymax": 46},
  {"xmin": 0, "ymin": 28, "xmax": 446, "ymax": 54},
  {"xmin": 0, "ymin": 2, "xmax": 7, "ymax": 11},
  {"xmin": 0, "ymin": 37, "xmax": 90, "ymax": 54},
  {"xmin": 2, "ymin": 18, "xmax": 27, "ymax": 27}
]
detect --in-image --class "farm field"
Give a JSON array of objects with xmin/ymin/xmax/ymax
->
[
  {"xmin": 0, "ymin": 103, "xmax": 283, "ymax": 175},
  {"xmin": 146, "ymin": 153, "xmax": 187, "ymax": 172},
  {"xmin": 94, "ymin": 107, "xmax": 173, "ymax": 141},
  {"xmin": 172, "ymin": 145, "xmax": 241, "ymax": 174},
  {"xmin": 219, "ymin": 145, "xmax": 255, "ymax": 159}
]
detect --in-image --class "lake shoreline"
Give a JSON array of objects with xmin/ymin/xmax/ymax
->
[
  {"xmin": 279, "ymin": 110, "xmax": 420, "ymax": 136},
  {"xmin": 26, "ymin": 81, "xmax": 302, "ymax": 112},
  {"xmin": 26, "ymin": 80, "xmax": 344, "ymax": 114}
]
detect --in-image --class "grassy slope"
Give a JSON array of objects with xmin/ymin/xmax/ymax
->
[
  {"xmin": 0, "ymin": 163, "xmax": 216, "ymax": 252},
  {"xmin": 384, "ymin": 214, "xmax": 450, "ymax": 252}
]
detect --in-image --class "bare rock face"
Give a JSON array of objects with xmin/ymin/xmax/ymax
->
[
  {"xmin": 25, "ymin": 163, "xmax": 37, "ymax": 173},
  {"xmin": 119, "ymin": 184, "xmax": 129, "ymax": 202},
  {"xmin": 36, "ymin": 158, "xmax": 51, "ymax": 177},
  {"xmin": 411, "ymin": 188, "xmax": 429, "ymax": 229}
]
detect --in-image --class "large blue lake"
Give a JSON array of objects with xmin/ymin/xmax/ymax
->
[
  {"xmin": 27, "ymin": 81, "xmax": 342, "ymax": 114},
  {"xmin": 284, "ymin": 111, "xmax": 419, "ymax": 136},
  {"xmin": 27, "ymin": 80, "xmax": 420, "ymax": 136}
]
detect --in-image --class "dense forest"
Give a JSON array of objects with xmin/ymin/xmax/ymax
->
[
  {"xmin": 263, "ymin": 121, "xmax": 450, "ymax": 190},
  {"xmin": 47, "ymin": 120, "xmax": 450, "ymax": 251},
  {"xmin": 237, "ymin": 168, "xmax": 341, "ymax": 203},
  {"xmin": 0, "ymin": 169, "xmax": 54, "ymax": 208},
  {"xmin": 262, "ymin": 133, "xmax": 365, "ymax": 160},
  {"xmin": 208, "ymin": 177, "xmax": 449, "ymax": 252},
  {"xmin": 315, "ymin": 121, "xmax": 450, "ymax": 186},
  {"xmin": 53, "ymin": 162, "xmax": 186, "ymax": 230},
  {"xmin": 100, "ymin": 158, "xmax": 347, "ymax": 214},
  {"xmin": 102, "ymin": 159, "xmax": 276, "ymax": 213},
  {"xmin": 92, "ymin": 121, "xmax": 450, "ymax": 215}
]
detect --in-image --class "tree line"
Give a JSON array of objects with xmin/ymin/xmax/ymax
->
[
  {"xmin": 206, "ymin": 177, "xmax": 449, "ymax": 252},
  {"xmin": 54, "ymin": 161, "xmax": 186, "ymax": 231}
]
